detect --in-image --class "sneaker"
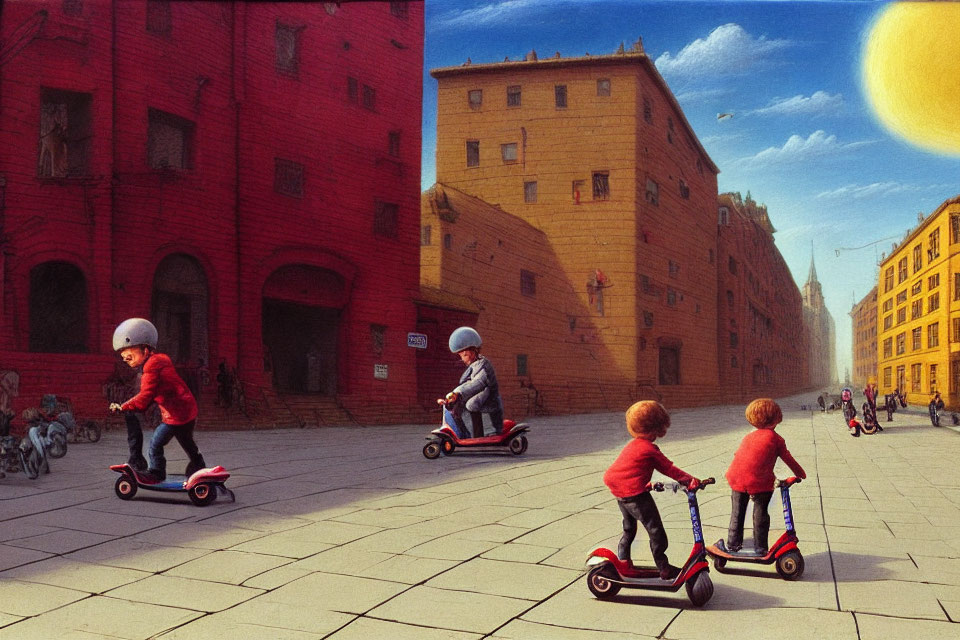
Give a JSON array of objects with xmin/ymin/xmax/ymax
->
[
  {"xmin": 659, "ymin": 564, "xmax": 681, "ymax": 581},
  {"xmin": 850, "ymin": 430, "xmax": 860, "ymax": 437},
  {"xmin": 184, "ymin": 456, "xmax": 206, "ymax": 478},
  {"xmin": 128, "ymin": 456, "xmax": 148, "ymax": 472},
  {"xmin": 140, "ymin": 468, "xmax": 166, "ymax": 484}
]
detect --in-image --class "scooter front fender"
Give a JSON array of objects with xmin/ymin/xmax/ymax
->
[{"xmin": 773, "ymin": 540, "xmax": 799, "ymax": 559}]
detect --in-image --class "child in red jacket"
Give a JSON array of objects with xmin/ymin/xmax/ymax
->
[
  {"xmin": 603, "ymin": 401, "xmax": 700, "ymax": 580},
  {"xmin": 723, "ymin": 398, "xmax": 805, "ymax": 554},
  {"xmin": 109, "ymin": 318, "xmax": 205, "ymax": 483}
]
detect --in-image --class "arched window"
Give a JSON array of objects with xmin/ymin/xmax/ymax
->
[{"xmin": 29, "ymin": 261, "xmax": 88, "ymax": 352}]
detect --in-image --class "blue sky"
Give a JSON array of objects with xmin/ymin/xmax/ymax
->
[{"xmin": 421, "ymin": 0, "xmax": 960, "ymax": 383}]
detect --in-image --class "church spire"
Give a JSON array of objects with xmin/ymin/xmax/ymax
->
[{"xmin": 807, "ymin": 243, "xmax": 818, "ymax": 285}]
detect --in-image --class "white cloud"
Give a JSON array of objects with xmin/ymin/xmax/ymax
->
[
  {"xmin": 673, "ymin": 87, "xmax": 733, "ymax": 104},
  {"xmin": 434, "ymin": 0, "xmax": 599, "ymax": 28},
  {"xmin": 737, "ymin": 130, "xmax": 874, "ymax": 166},
  {"xmin": 655, "ymin": 23, "xmax": 790, "ymax": 78},
  {"xmin": 750, "ymin": 91, "xmax": 843, "ymax": 116},
  {"xmin": 815, "ymin": 182, "xmax": 937, "ymax": 200}
]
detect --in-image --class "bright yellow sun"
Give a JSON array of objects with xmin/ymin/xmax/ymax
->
[{"xmin": 862, "ymin": 2, "xmax": 960, "ymax": 156}]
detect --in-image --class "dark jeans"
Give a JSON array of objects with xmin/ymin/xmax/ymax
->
[
  {"xmin": 727, "ymin": 489, "xmax": 773, "ymax": 551},
  {"xmin": 125, "ymin": 412, "xmax": 144, "ymax": 460},
  {"xmin": 148, "ymin": 420, "xmax": 203, "ymax": 475},
  {"xmin": 617, "ymin": 492, "xmax": 669, "ymax": 570}
]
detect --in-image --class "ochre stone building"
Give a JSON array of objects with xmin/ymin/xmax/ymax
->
[
  {"xmin": 429, "ymin": 45, "xmax": 723, "ymax": 409},
  {"xmin": 850, "ymin": 286, "xmax": 878, "ymax": 391},
  {"xmin": 0, "ymin": 1, "xmax": 424, "ymax": 425},
  {"xmin": 877, "ymin": 196, "xmax": 960, "ymax": 408}
]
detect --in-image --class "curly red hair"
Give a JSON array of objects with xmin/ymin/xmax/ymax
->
[
  {"xmin": 626, "ymin": 401, "xmax": 670, "ymax": 439},
  {"xmin": 745, "ymin": 398, "xmax": 782, "ymax": 429}
]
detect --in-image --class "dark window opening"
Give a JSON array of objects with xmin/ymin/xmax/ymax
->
[
  {"xmin": 388, "ymin": 131, "xmax": 401, "ymax": 157},
  {"xmin": 420, "ymin": 225, "xmax": 432, "ymax": 246},
  {"xmin": 592, "ymin": 172, "xmax": 610, "ymax": 200},
  {"xmin": 275, "ymin": 22, "xmax": 302, "ymax": 74},
  {"xmin": 466, "ymin": 140, "xmax": 479, "ymax": 167},
  {"xmin": 658, "ymin": 346, "xmax": 680, "ymax": 385},
  {"xmin": 38, "ymin": 88, "xmax": 93, "ymax": 178},
  {"xmin": 347, "ymin": 77, "xmax": 359, "ymax": 103},
  {"xmin": 468, "ymin": 89, "xmax": 483, "ymax": 110},
  {"xmin": 274, "ymin": 158, "xmax": 304, "ymax": 198},
  {"xmin": 146, "ymin": 0, "xmax": 172, "ymax": 36},
  {"xmin": 374, "ymin": 201, "xmax": 398, "ymax": 238},
  {"xmin": 62, "ymin": 0, "xmax": 83, "ymax": 16},
  {"xmin": 597, "ymin": 78, "xmax": 611, "ymax": 97},
  {"xmin": 29, "ymin": 262, "xmax": 88, "ymax": 353},
  {"xmin": 524, "ymin": 181, "xmax": 537, "ymax": 203},
  {"xmin": 362, "ymin": 84, "xmax": 376, "ymax": 110},
  {"xmin": 555, "ymin": 85, "xmax": 567, "ymax": 108},
  {"xmin": 371, "ymin": 324, "xmax": 386, "ymax": 355},
  {"xmin": 516, "ymin": 354, "xmax": 528, "ymax": 376},
  {"xmin": 507, "ymin": 85, "xmax": 521, "ymax": 107},
  {"xmin": 520, "ymin": 269, "xmax": 536, "ymax": 297},
  {"xmin": 390, "ymin": 1, "xmax": 409, "ymax": 18},
  {"xmin": 148, "ymin": 108, "xmax": 194, "ymax": 170}
]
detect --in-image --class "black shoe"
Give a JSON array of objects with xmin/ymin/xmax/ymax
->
[
  {"xmin": 128, "ymin": 456, "xmax": 148, "ymax": 472},
  {"xmin": 141, "ymin": 468, "xmax": 165, "ymax": 484},
  {"xmin": 850, "ymin": 430, "xmax": 860, "ymax": 437},
  {"xmin": 184, "ymin": 456, "xmax": 206, "ymax": 477},
  {"xmin": 659, "ymin": 564, "xmax": 681, "ymax": 580}
]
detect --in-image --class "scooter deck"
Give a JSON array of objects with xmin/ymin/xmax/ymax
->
[{"xmin": 705, "ymin": 543, "xmax": 774, "ymax": 564}]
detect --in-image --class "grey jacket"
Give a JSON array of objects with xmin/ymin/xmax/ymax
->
[{"xmin": 454, "ymin": 356, "xmax": 502, "ymax": 413}]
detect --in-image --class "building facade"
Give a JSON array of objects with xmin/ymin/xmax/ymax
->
[
  {"xmin": 877, "ymin": 196, "xmax": 960, "ymax": 407},
  {"xmin": 430, "ymin": 44, "xmax": 722, "ymax": 408},
  {"xmin": 850, "ymin": 285, "xmax": 878, "ymax": 390},
  {"xmin": 802, "ymin": 254, "xmax": 837, "ymax": 389},
  {"xmin": 716, "ymin": 192, "xmax": 807, "ymax": 401},
  {"xmin": 0, "ymin": 0, "xmax": 424, "ymax": 425}
]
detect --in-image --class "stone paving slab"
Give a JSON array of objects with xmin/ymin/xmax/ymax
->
[
  {"xmin": 0, "ymin": 557, "xmax": 149, "ymax": 593},
  {"xmin": 663, "ymin": 608, "xmax": 857, "ymax": 639},
  {"xmin": 368, "ymin": 585, "xmax": 531, "ymax": 635},
  {"xmin": 63, "ymin": 538, "xmax": 210, "ymax": 572},
  {"xmin": 104, "ymin": 573, "xmax": 265, "ymax": 612},
  {"xmin": 163, "ymin": 549, "xmax": 292, "ymax": 584}
]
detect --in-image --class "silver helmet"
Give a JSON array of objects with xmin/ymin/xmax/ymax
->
[
  {"xmin": 448, "ymin": 326, "xmax": 482, "ymax": 353},
  {"xmin": 112, "ymin": 318, "xmax": 158, "ymax": 351}
]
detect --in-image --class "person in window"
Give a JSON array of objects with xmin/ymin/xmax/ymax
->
[
  {"xmin": 109, "ymin": 318, "xmax": 206, "ymax": 483},
  {"xmin": 437, "ymin": 327, "xmax": 503, "ymax": 438}
]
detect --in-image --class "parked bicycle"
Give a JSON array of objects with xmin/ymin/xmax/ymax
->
[
  {"xmin": 0, "ymin": 411, "xmax": 48, "ymax": 479},
  {"xmin": 39, "ymin": 394, "xmax": 102, "ymax": 444}
]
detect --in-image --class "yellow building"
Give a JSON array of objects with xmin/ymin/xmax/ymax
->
[
  {"xmin": 430, "ymin": 44, "xmax": 722, "ymax": 407},
  {"xmin": 877, "ymin": 196, "xmax": 960, "ymax": 407},
  {"xmin": 850, "ymin": 286, "xmax": 878, "ymax": 390}
]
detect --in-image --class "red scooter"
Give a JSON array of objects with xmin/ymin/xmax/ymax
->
[
  {"xmin": 585, "ymin": 478, "xmax": 716, "ymax": 606},
  {"xmin": 705, "ymin": 476, "xmax": 804, "ymax": 580},
  {"xmin": 110, "ymin": 463, "xmax": 235, "ymax": 506},
  {"xmin": 422, "ymin": 398, "xmax": 529, "ymax": 459}
]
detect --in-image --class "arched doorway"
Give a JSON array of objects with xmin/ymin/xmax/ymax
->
[
  {"xmin": 29, "ymin": 261, "xmax": 88, "ymax": 353},
  {"xmin": 151, "ymin": 254, "xmax": 208, "ymax": 366},
  {"xmin": 262, "ymin": 265, "xmax": 345, "ymax": 395}
]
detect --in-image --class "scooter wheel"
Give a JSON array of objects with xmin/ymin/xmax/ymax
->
[
  {"xmin": 685, "ymin": 569, "xmax": 714, "ymax": 606},
  {"xmin": 423, "ymin": 442, "xmax": 441, "ymax": 459},
  {"xmin": 509, "ymin": 437, "xmax": 524, "ymax": 455},
  {"xmin": 519, "ymin": 435, "xmax": 528, "ymax": 454},
  {"xmin": 441, "ymin": 439, "xmax": 455, "ymax": 456},
  {"xmin": 776, "ymin": 550, "xmax": 804, "ymax": 580},
  {"xmin": 712, "ymin": 556, "xmax": 727, "ymax": 571},
  {"xmin": 586, "ymin": 564, "xmax": 621, "ymax": 599},
  {"xmin": 85, "ymin": 421, "xmax": 102, "ymax": 443},
  {"xmin": 189, "ymin": 482, "xmax": 217, "ymax": 506},
  {"xmin": 48, "ymin": 433, "xmax": 67, "ymax": 459},
  {"xmin": 115, "ymin": 475, "xmax": 137, "ymax": 500}
]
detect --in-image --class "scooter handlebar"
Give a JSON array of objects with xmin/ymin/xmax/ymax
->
[{"xmin": 777, "ymin": 476, "xmax": 801, "ymax": 488}]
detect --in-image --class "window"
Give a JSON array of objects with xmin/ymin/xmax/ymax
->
[
  {"xmin": 146, "ymin": 0, "xmax": 172, "ymax": 36},
  {"xmin": 362, "ymin": 84, "xmax": 376, "ymax": 110},
  {"xmin": 719, "ymin": 207, "xmax": 729, "ymax": 225},
  {"xmin": 929, "ymin": 322, "xmax": 940, "ymax": 348},
  {"xmin": 728, "ymin": 257, "xmax": 738, "ymax": 275},
  {"xmin": 883, "ymin": 366, "xmax": 892, "ymax": 387},
  {"xmin": 911, "ymin": 299, "xmax": 922, "ymax": 319},
  {"xmin": 955, "ymin": 273, "xmax": 960, "ymax": 301},
  {"xmin": 884, "ymin": 267, "xmax": 894, "ymax": 292},
  {"xmin": 930, "ymin": 363, "xmax": 938, "ymax": 392},
  {"xmin": 898, "ymin": 257, "xmax": 908, "ymax": 283},
  {"xmin": 516, "ymin": 354, "xmax": 528, "ymax": 376},
  {"xmin": 592, "ymin": 172, "xmax": 610, "ymax": 200},
  {"xmin": 929, "ymin": 228, "xmax": 941, "ymax": 260},
  {"xmin": 390, "ymin": 1, "xmax": 409, "ymax": 18},
  {"xmin": 501, "ymin": 143, "xmax": 517, "ymax": 163},
  {"xmin": 520, "ymin": 269, "xmax": 536, "ymax": 297},
  {"xmin": 347, "ymin": 77, "xmax": 359, "ymax": 103},
  {"xmin": 443, "ymin": 233, "xmax": 452, "ymax": 250},
  {"xmin": 148, "ymin": 108, "xmax": 194, "ymax": 170},
  {"xmin": 275, "ymin": 23, "xmax": 301, "ymax": 74},
  {"xmin": 678, "ymin": 178, "xmax": 689, "ymax": 199},
  {"xmin": 913, "ymin": 244, "xmax": 922, "ymax": 272},
  {"xmin": 897, "ymin": 308, "xmax": 906, "ymax": 324},
  {"xmin": 273, "ymin": 158, "xmax": 304, "ymax": 198},
  {"xmin": 645, "ymin": 178, "xmax": 659, "ymax": 205},
  {"xmin": 896, "ymin": 290, "xmax": 907, "ymax": 305},
  {"xmin": 62, "ymin": 0, "xmax": 82, "ymax": 17},
  {"xmin": 911, "ymin": 363, "xmax": 922, "ymax": 392},
  {"xmin": 669, "ymin": 261, "xmax": 680, "ymax": 277},
  {"xmin": 955, "ymin": 318, "xmax": 960, "ymax": 343},
  {"xmin": 897, "ymin": 365, "xmax": 906, "ymax": 390},
  {"xmin": 883, "ymin": 298, "xmax": 893, "ymax": 312},
  {"xmin": 952, "ymin": 214, "xmax": 960, "ymax": 244},
  {"xmin": 524, "ymin": 181, "xmax": 537, "ymax": 203},
  {"xmin": 726, "ymin": 290, "xmax": 734, "ymax": 308},
  {"xmin": 912, "ymin": 281, "xmax": 923, "ymax": 296},
  {"xmin": 658, "ymin": 346, "xmax": 680, "ymax": 385},
  {"xmin": 572, "ymin": 180, "xmax": 585, "ymax": 204},
  {"xmin": 374, "ymin": 201, "xmax": 398, "ymax": 238},
  {"xmin": 38, "ymin": 89, "xmax": 93, "ymax": 177},
  {"xmin": 29, "ymin": 261, "xmax": 88, "ymax": 353},
  {"xmin": 466, "ymin": 140, "xmax": 479, "ymax": 167},
  {"xmin": 912, "ymin": 327, "xmax": 922, "ymax": 350},
  {"xmin": 929, "ymin": 273, "xmax": 940, "ymax": 289},
  {"xmin": 597, "ymin": 78, "xmax": 611, "ymax": 97},
  {"xmin": 371, "ymin": 324, "xmax": 386, "ymax": 356},
  {"xmin": 643, "ymin": 97, "xmax": 653, "ymax": 123},
  {"xmin": 667, "ymin": 117, "xmax": 674, "ymax": 144},
  {"xmin": 388, "ymin": 131, "xmax": 401, "ymax": 157},
  {"xmin": 730, "ymin": 332, "xmax": 738, "ymax": 347},
  {"xmin": 731, "ymin": 356, "xmax": 738, "ymax": 368},
  {"xmin": 667, "ymin": 289, "xmax": 677, "ymax": 306},
  {"xmin": 468, "ymin": 89, "xmax": 482, "ymax": 110},
  {"xmin": 883, "ymin": 315, "xmax": 892, "ymax": 330},
  {"xmin": 555, "ymin": 85, "xmax": 567, "ymax": 108},
  {"xmin": 420, "ymin": 225, "xmax": 431, "ymax": 246},
  {"xmin": 883, "ymin": 337, "xmax": 892, "ymax": 358},
  {"xmin": 929, "ymin": 292, "xmax": 941, "ymax": 312},
  {"xmin": 507, "ymin": 85, "xmax": 521, "ymax": 107},
  {"xmin": 896, "ymin": 332, "xmax": 906, "ymax": 355}
]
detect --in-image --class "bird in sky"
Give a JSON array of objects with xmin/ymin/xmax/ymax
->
[{"xmin": 717, "ymin": 112, "xmax": 734, "ymax": 121}]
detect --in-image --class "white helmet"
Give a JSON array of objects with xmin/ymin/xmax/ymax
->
[
  {"xmin": 449, "ymin": 326, "xmax": 482, "ymax": 353},
  {"xmin": 113, "ymin": 318, "xmax": 158, "ymax": 351}
]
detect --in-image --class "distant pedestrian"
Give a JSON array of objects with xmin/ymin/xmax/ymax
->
[{"xmin": 817, "ymin": 394, "xmax": 825, "ymax": 412}]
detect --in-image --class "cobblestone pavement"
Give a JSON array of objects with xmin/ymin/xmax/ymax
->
[{"xmin": 0, "ymin": 394, "xmax": 958, "ymax": 639}]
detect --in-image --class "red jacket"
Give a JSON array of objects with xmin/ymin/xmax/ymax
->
[
  {"xmin": 603, "ymin": 438, "xmax": 693, "ymax": 499},
  {"xmin": 725, "ymin": 428, "xmax": 805, "ymax": 494},
  {"xmin": 120, "ymin": 353, "xmax": 198, "ymax": 425}
]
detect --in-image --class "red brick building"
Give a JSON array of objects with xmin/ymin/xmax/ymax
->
[
  {"xmin": 0, "ymin": 1, "xmax": 424, "ymax": 426},
  {"xmin": 716, "ymin": 192, "xmax": 807, "ymax": 401}
]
